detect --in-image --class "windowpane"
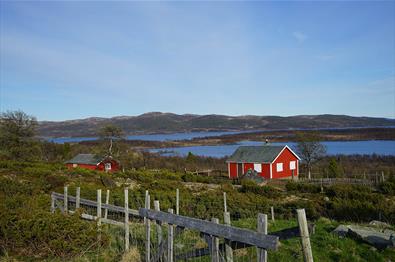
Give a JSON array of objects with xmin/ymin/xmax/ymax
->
[
  {"xmin": 276, "ymin": 163, "xmax": 283, "ymax": 172},
  {"xmin": 254, "ymin": 163, "xmax": 262, "ymax": 172}
]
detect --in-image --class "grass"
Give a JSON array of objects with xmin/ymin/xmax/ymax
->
[{"xmin": 232, "ymin": 217, "xmax": 395, "ymax": 262}]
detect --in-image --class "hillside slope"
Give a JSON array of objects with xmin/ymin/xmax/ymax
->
[{"xmin": 38, "ymin": 112, "xmax": 395, "ymax": 137}]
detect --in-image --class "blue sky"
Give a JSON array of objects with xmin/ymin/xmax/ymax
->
[{"xmin": 1, "ymin": 1, "xmax": 394, "ymax": 121}]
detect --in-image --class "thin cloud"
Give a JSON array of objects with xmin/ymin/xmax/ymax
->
[
  {"xmin": 315, "ymin": 54, "xmax": 335, "ymax": 61},
  {"xmin": 292, "ymin": 31, "xmax": 307, "ymax": 43}
]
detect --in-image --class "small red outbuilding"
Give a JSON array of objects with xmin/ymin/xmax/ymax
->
[
  {"xmin": 226, "ymin": 145, "xmax": 300, "ymax": 179},
  {"xmin": 65, "ymin": 154, "xmax": 120, "ymax": 172}
]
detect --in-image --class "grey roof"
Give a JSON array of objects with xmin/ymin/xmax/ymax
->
[
  {"xmin": 65, "ymin": 154, "xmax": 103, "ymax": 165},
  {"xmin": 227, "ymin": 146, "xmax": 285, "ymax": 163}
]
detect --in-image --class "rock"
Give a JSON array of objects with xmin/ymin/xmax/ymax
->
[
  {"xmin": 369, "ymin": 220, "xmax": 391, "ymax": 228},
  {"xmin": 347, "ymin": 225, "xmax": 394, "ymax": 250},
  {"xmin": 324, "ymin": 196, "xmax": 330, "ymax": 202},
  {"xmin": 332, "ymin": 224, "xmax": 395, "ymax": 249},
  {"xmin": 332, "ymin": 225, "xmax": 349, "ymax": 238}
]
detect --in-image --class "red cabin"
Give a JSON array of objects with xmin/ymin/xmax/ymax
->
[
  {"xmin": 65, "ymin": 154, "xmax": 120, "ymax": 172},
  {"xmin": 226, "ymin": 145, "xmax": 300, "ymax": 180}
]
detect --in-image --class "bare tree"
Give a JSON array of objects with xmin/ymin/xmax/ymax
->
[
  {"xmin": 0, "ymin": 110, "xmax": 39, "ymax": 160},
  {"xmin": 98, "ymin": 124, "xmax": 124, "ymax": 156},
  {"xmin": 296, "ymin": 132, "xmax": 326, "ymax": 179}
]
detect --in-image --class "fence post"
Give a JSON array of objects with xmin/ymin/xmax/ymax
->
[
  {"xmin": 124, "ymin": 188, "xmax": 129, "ymax": 251},
  {"xmin": 224, "ymin": 212, "xmax": 233, "ymax": 262},
  {"xmin": 76, "ymin": 187, "xmax": 80, "ymax": 209},
  {"xmin": 381, "ymin": 171, "xmax": 385, "ymax": 182},
  {"xmin": 154, "ymin": 200, "xmax": 162, "ymax": 249},
  {"xmin": 51, "ymin": 193, "xmax": 55, "ymax": 213},
  {"xmin": 211, "ymin": 218, "xmax": 220, "ymax": 262},
  {"xmin": 297, "ymin": 209, "xmax": 313, "ymax": 262},
  {"xmin": 145, "ymin": 193, "xmax": 151, "ymax": 262},
  {"xmin": 223, "ymin": 192, "xmax": 227, "ymax": 213},
  {"xmin": 64, "ymin": 186, "xmax": 68, "ymax": 214},
  {"xmin": 97, "ymin": 189, "xmax": 102, "ymax": 242},
  {"xmin": 168, "ymin": 209, "xmax": 174, "ymax": 262},
  {"xmin": 257, "ymin": 213, "xmax": 267, "ymax": 262},
  {"xmin": 271, "ymin": 206, "xmax": 274, "ymax": 222},
  {"xmin": 176, "ymin": 188, "xmax": 180, "ymax": 215},
  {"xmin": 105, "ymin": 189, "xmax": 110, "ymax": 219}
]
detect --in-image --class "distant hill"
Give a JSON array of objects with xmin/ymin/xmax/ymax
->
[{"xmin": 38, "ymin": 112, "xmax": 395, "ymax": 137}]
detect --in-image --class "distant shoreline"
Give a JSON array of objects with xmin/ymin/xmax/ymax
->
[{"xmin": 45, "ymin": 127, "xmax": 395, "ymax": 149}]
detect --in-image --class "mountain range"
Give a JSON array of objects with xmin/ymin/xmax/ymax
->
[{"xmin": 38, "ymin": 112, "xmax": 395, "ymax": 137}]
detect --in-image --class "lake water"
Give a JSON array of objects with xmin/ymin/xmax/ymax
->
[
  {"xmin": 150, "ymin": 140, "xmax": 395, "ymax": 157},
  {"xmin": 46, "ymin": 126, "xmax": 395, "ymax": 143},
  {"xmin": 46, "ymin": 130, "xmax": 249, "ymax": 143}
]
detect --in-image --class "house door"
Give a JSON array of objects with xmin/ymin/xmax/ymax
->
[{"xmin": 237, "ymin": 163, "xmax": 243, "ymax": 177}]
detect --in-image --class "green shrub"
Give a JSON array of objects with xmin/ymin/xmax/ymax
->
[
  {"xmin": 239, "ymin": 180, "xmax": 281, "ymax": 198},
  {"xmin": 285, "ymin": 181, "xmax": 321, "ymax": 193},
  {"xmin": 379, "ymin": 181, "xmax": 395, "ymax": 195}
]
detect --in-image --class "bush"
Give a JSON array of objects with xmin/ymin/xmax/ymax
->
[
  {"xmin": 239, "ymin": 180, "xmax": 281, "ymax": 198},
  {"xmin": 379, "ymin": 181, "xmax": 395, "ymax": 195},
  {"xmin": 0, "ymin": 184, "xmax": 109, "ymax": 260},
  {"xmin": 285, "ymin": 181, "xmax": 321, "ymax": 193}
]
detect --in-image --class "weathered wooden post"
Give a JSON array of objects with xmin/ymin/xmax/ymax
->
[
  {"xmin": 124, "ymin": 188, "xmax": 129, "ymax": 251},
  {"xmin": 154, "ymin": 200, "xmax": 162, "ymax": 249},
  {"xmin": 211, "ymin": 218, "xmax": 220, "ymax": 262},
  {"xmin": 76, "ymin": 187, "xmax": 80, "ymax": 209},
  {"xmin": 51, "ymin": 193, "xmax": 55, "ymax": 213},
  {"xmin": 257, "ymin": 213, "xmax": 268, "ymax": 262},
  {"xmin": 64, "ymin": 186, "xmax": 68, "ymax": 214},
  {"xmin": 168, "ymin": 209, "xmax": 174, "ymax": 262},
  {"xmin": 223, "ymin": 192, "xmax": 227, "ymax": 213},
  {"xmin": 297, "ymin": 209, "xmax": 313, "ymax": 262},
  {"xmin": 224, "ymin": 212, "xmax": 233, "ymax": 262},
  {"xmin": 271, "ymin": 206, "xmax": 274, "ymax": 222},
  {"xmin": 381, "ymin": 171, "xmax": 385, "ymax": 182},
  {"xmin": 176, "ymin": 188, "xmax": 180, "ymax": 215},
  {"xmin": 105, "ymin": 189, "xmax": 110, "ymax": 219},
  {"xmin": 145, "ymin": 193, "xmax": 151, "ymax": 262},
  {"xmin": 320, "ymin": 178, "xmax": 324, "ymax": 193},
  {"xmin": 97, "ymin": 189, "xmax": 102, "ymax": 242}
]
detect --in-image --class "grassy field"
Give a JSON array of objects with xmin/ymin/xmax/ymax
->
[{"xmin": 1, "ymin": 160, "xmax": 394, "ymax": 261}]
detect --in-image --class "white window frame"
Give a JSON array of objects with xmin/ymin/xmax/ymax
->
[
  {"xmin": 290, "ymin": 161, "xmax": 296, "ymax": 170},
  {"xmin": 276, "ymin": 163, "xmax": 283, "ymax": 172},
  {"xmin": 72, "ymin": 163, "xmax": 77, "ymax": 168},
  {"xmin": 254, "ymin": 163, "xmax": 262, "ymax": 172},
  {"xmin": 105, "ymin": 163, "xmax": 112, "ymax": 171}
]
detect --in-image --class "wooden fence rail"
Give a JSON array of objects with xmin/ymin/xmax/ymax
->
[{"xmin": 51, "ymin": 187, "xmax": 314, "ymax": 261}]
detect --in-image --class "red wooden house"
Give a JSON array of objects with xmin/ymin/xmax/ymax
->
[
  {"xmin": 227, "ymin": 145, "xmax": 300, "ymax": 179},
  {"xmin": 65, "ymin": 154, "xmax": 120, "ymax": 172}
]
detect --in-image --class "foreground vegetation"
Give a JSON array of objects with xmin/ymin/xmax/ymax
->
[{"xmin": 1, "ymin": 159, "xmax": 394, "ymax": 261}]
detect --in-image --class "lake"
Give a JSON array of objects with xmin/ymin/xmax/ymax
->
[
  {"xmin": 150, "ymin": 140, "xmax": 395, "ymax": 157},
  {"xmin": 46, "ymin": 126, "xmax": 395, "ymax": 144},
  {"xmin": 46, "ymin": 130, "xmax": 249, "ymax": 143}
]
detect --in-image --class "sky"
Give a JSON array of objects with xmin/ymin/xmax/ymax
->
[{"xmin": 1, "ymin": 1, "xmax": 394, "ymax": 121}]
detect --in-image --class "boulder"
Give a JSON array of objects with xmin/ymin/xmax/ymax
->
[{"xmin": 332, "ymin": 224, "xmax": 395, "ymax": 250}]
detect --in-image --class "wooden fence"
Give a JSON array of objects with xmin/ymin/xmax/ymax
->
[{"xmin": 51, "ymin": 187, "xmax": 315, "ymax": 262}]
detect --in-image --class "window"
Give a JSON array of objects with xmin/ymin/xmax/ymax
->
[
  {"xmin": 276, "ymin": 163, "xmax": 283, "ymax": 172},
  {"xmin": 290, "ymin": 161, "xmax": 296, "ymax": 170},
  {"xmin": 72, "ymin": 164, "xmax": 77, "ymax": 168},
  {"xmin": 254, "ymin": 163, "xmax": 262, "ymax": 172},
  {"xmin": 105, "ymin": 163, "xmax": 112, "ymax": 171}
]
